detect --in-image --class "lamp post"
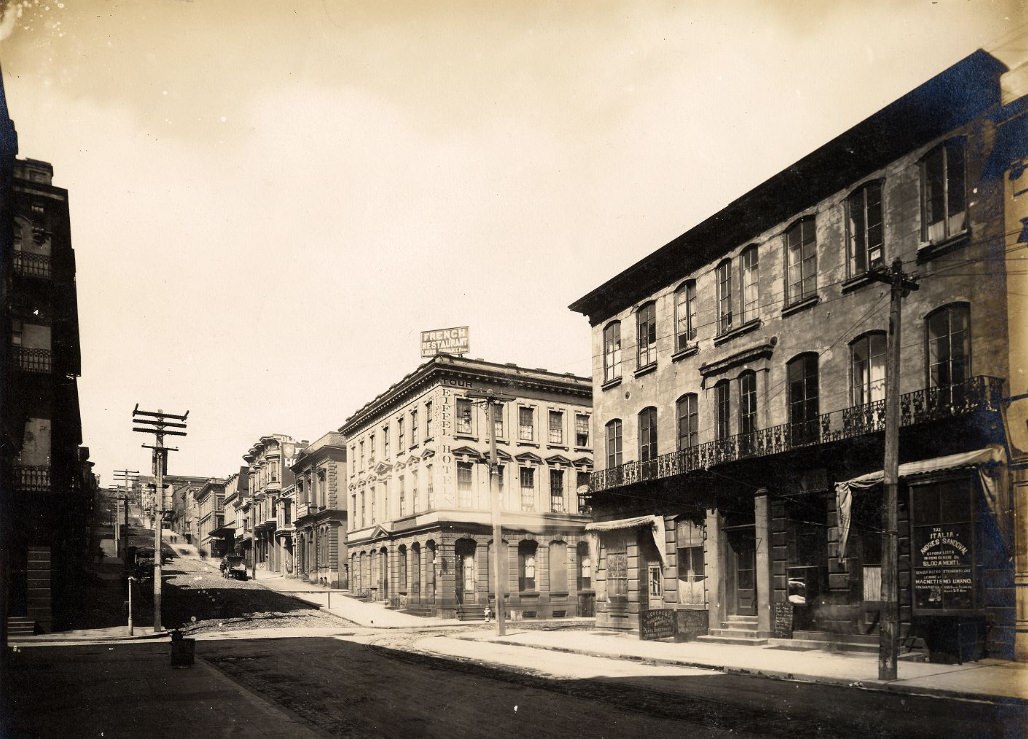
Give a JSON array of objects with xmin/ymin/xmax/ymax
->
[{"xmin": 466, "ymin": 390, "xmax": 516, "ymax": 636}]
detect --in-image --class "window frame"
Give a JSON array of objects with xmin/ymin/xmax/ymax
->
[
  {"xmin": 676, "ymin": 394, "xmax": 698, "ymax": 451},
  {"xmin": 738, "ymin": 370, "xmax": 757, "ymax": 436},
  {"xmin": 519, "ymin": 466, "xmax": 535, "ymax": 511},
  {"xmin": 574, "ymin": 413, "xmax": 590, "ymax": 448},
  {"xmin": 715, "ymin": 380, "xmax": 731, "ymax": 441},
  {"xmin": 920, "ymin": 138, "xmax": 967, "ymax": 244},
  {"xmin": 518, "ymin": 406, "xmax": 535, "ymax": 442},
  {"xmin": 456, "ymin": 397, "xmax": 474, "ymax": 436},
  {"xmin": 674, "ymin": 280, "xmax": 698, "ymax": 351},
  {"xmin": 787, "ymin": 353, "xmax": 820, "ymax": 442},
  {"xmin": 548, "ymin": 409, "xmax": 564, "ymax": 445},
  {"xmin": 605, "ymin": 419, "xmax": 623, "ymax": 469},
  {"xmin": 549, "ymin": 468, "xmax": 565, "ymax": 512},
  {"xmin": 636, "ymin": 302, "xmax": 657, "ymax": 368},
  {"xmin": 850, "ymin": 332, "xmax": 887, "ymax": 406},
  {"xmin": 925, "ymin": 303, "xmax": 971, "ymax": 390},
  {"xmin": 740, "ymin": 245, "xmax": 759, "ymax": 323},
  {"xmin": 638, "ymin": 407, "xmax": 658, "ymax": 462},
  {"xmin": 847, "ymin": 180, "xmax": 885, "ymax": 276},
  {"xmin": 785, "ymin": 217, "xmax": 817, "ymax": 305},
  {"xmin": 716, "ymin": 259, "xmax": 733, "ymax": 334},
  {"xmin": 603, "ymin": 321, "xmax": 622, "ymax": 383}
]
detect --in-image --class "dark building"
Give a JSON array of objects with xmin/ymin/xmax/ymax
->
[
  {"xmin": 571, "ymin": 50, "xmax": 1027, "ymax": 660},
  {"xmin": 1, "ymin": 144, "xmax": 94, "ymax": 636}
]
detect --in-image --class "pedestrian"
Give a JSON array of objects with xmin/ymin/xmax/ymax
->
[{"xmin": 96, "ymin": 545, "xmax": 104, "ymax": 564}]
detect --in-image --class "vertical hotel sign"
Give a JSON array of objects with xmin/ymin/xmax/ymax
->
[{"xmin": 421, "ymin": 326, "xmax": 470, "ymax": 358}]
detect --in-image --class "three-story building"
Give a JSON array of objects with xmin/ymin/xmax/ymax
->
[
  {"xmin": 341, "ymin": 355, "xmax": 594, "ymax": 620},
  {"xmin": 243, "ymin": 434, "xmax": 306, "ymax": 575},
  {"xmin": 571, "ymin": 50, "xmax": 1025, "ymax": 659},
  {"xmin": 292, "ymin": 431, "xmax": 347, "ymax": 587}
]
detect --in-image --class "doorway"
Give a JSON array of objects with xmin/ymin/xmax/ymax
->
[
  {"xmin": 726, "ymin": 526, "xmax": 756, "ymax": 616},
  {"xmin": 455, "ymin": 539, "xmax": 476, "ymax": 604}
]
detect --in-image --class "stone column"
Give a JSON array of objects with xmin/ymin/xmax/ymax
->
[
  {"xmin": 755, "ymin": 490, "xmax": 772, "ymax": 637},
  {"xmin": 705, "ymin": 507, "xmax": 725, "ymax": 629},
  {"xmin": 1015, "ymin": 476, "xmax": 1028, "ymax": 661}
]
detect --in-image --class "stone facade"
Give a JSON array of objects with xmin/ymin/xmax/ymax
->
[
  {"xmin": 342, "ymin": 355, "xmax": 594, "ymax": 620},
  {"xmin": 571, "ymin": 51, "xmax": 1026, "ymax": 660},
  {"xmin": 292, "ymin": 431, "xmax": 347, "ymax": 588},
  {"xmin": 243, "ymin": 434, "xmax": 306, "ymax": 576}
]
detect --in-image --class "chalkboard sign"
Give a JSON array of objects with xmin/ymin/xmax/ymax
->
[
  {"xmin": 640, "ymin": 608, "xmax": 677, "ymax": 641},
  {"xmin": 773, "ymin": 601, "xmax": 793, "ymax": 636}
]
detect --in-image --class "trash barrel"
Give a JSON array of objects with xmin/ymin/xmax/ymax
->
[{"xmin": 169, "ymin": 629, "xmax": 195, "ymax": 667}]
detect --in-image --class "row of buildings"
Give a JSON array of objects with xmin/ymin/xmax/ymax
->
[{"xmin": 95, "ymin": 50, "xmax": 1026, "ymax": 662}]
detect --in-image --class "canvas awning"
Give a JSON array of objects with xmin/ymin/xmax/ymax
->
[
  {"xmin": 835, "ymin": 445, "xmax": 1009, "ymax": 557},
  {"xmin": 586, "ymin": 515, "xmax": 667, "ymax": 566}
]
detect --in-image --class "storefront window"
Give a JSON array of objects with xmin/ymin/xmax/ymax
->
[{"xmin": 911, "ymin": 477, "xmax": 974, "ymax": 612}]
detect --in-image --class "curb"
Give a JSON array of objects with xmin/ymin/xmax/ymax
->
[
  {"xmin": 454, "ymin": 635, "xmax": 1028, "ymax": 707},
  {"xmin": 10, "ymin": 629, "xmax": 171, "ymax": 646}
]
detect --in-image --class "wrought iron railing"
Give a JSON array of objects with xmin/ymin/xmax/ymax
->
[
  {"xmin": 14, "ymin": 464, "xmax": 51, "ymax": 492},
  {"xmin": 11, "ymin": 346, "xmax": 53, "ymax": 373},
  {"xmin": 590, "ymin": 376, "xmax": 1004, "ymax": 493},
  {"xmin": 13, "ymin": 250, "xmax": 52, "ymax": 279}
]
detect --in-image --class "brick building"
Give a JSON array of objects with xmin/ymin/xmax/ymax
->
[
  {"xmin": 571, "ymin": 50, "xmax": 1027, "ymax": 659},
  {"xmin": 341, "ymin": 355, "xmax": 594, "ymax": 620}
]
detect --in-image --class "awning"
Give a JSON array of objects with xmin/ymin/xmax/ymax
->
[
  {"xmin": 586, "ymin": 515, "xmax": 667, "ymax": 566},
  {"xmin": 835, "ymin": 445, "xmax": 1008, "ymax": 557}
]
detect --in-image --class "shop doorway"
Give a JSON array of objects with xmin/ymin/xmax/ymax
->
[
  {"xmin": 455, "ymin": 539, "xmax": 476, "ymax": 604},
  {"xmin": 726, "ymin": 525, "xmax": 756, "ymax": 616}
]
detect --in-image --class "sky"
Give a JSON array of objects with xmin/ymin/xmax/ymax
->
[{"xmin": 1, "ymin": 0, "xmax": 1024, "ymax": 486}]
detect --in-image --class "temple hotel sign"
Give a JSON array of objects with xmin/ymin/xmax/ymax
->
[{"xmin": 421, "ymin": 326, "xmax": 470, "ymax": 358}]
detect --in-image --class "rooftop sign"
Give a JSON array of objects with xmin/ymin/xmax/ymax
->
[{"xmin": 421, "ymin": 326, "xmax": 469, "ymax": 358}]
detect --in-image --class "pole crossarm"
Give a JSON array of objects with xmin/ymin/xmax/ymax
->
[{"xmin": 132, "ymin": 405, "xmax": 188, "ymax": 633}]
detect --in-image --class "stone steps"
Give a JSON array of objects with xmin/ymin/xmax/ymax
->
[
  {"xmin": 697, "ymin": 613, "xmax": 767, "ymax": 645},
  {"xmin": 7, "ymin": 616, "xmax": 37, "ymax": 636}
]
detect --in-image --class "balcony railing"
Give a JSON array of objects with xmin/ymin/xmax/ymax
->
[
  {"xmin": 11, "ymin": 346, "xmax": 53, "ymax": 373},
  {"xmin": 14, "ymin": 464, "xmax": 51, "ymax": 492},
  {"xmin": 13, "ymin": 250, "xmax": 52, "ymax": 279},
  {"xmin": 590, "ymin": 376, "xmax": 1003, "ymax": 493}
]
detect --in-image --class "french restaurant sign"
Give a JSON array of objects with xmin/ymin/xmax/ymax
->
[{"xmin": 421, "ymin": 326, "xmax": 470, "ymax": 358}]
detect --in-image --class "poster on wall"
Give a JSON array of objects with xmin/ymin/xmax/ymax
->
[{"xmin": 912, "ymin": 524, "xmax": 974, "ymax": 611}]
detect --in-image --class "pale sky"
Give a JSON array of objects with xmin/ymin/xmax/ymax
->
[{"xmin": 1, "ymin": 0, "xmax": 1024, "ymax": 485}]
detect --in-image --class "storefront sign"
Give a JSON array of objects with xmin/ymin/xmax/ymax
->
[
  {"xmin": 421, "ymin": 326, "xmax": 470, "ymax": 357},
  {"xmin": 639, "ymin": 608, "xmax": 677, "ymax": 641},
  {"xmin": 913, "ymin": 524, "xmax": 974, "ymax": 611}
]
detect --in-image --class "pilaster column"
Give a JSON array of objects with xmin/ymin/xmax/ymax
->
[
  {"xmin": 705, "ymin": 507, "xmax": 725, "ymax": 628},
  {"xmin": 755, "ymin": 490, "xmax": 772, "ymax": 637}
]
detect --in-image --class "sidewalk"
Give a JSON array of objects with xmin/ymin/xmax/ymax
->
[
  {"xmin": 249, "ymin": 567, "xmax": 456, "ymax": 628},
  {"xmin": 427, "ymin": 627, "xmax": 1028, "ymax": 704}
]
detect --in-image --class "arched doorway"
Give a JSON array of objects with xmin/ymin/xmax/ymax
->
[
  {"xmin": 379, "ymin": 547, "xmax": 389, "ymax": 600},
  {"xmin": 411, "ymin": 543, "xmax": 421, "ymax": 603},
  {"xmin": 455, "ymin": 538, "xmax": 477, "ymax": 604},
  {"xmin": 426, "ymin": 540, "xmax": 437, "ymax": 603},
  {"xmin": 398, "ymin": 544, "xmax": 408, "ymax": 595}
]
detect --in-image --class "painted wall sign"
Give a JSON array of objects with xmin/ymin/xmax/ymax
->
[{"xmin": 421, "ymin": 326, "xmax": 470, "ymax": 357}]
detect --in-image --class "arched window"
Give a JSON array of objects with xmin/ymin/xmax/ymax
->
[
  {"xmin": 605, "ymin": 419, "xmax": 623, "ymax": 468},
  {"xmin": 787, "ymin": 353, "xmax": 820, "ymax": 444},
  {"xmin": 676, "ymin": 394, "xmax": 698, "ymax": 450},
  {"xmin": 740, "ymin": 245, "xmax": 759, "ymax": 323},
  {"xmin": 638, "ymin": 407, "xmax": 658, "ymax": 462},
  {"xmin": 921, "ymin": 139, "xmax": 966, "ymax": 243},
  {"xmin": 549, "ymin": 541, "xmax": 568, "ymax": 592},
  {"xmin": 850, "ymin": 332, "xmax": 886, "ymax": 405},
  {"xmin": 674, "ymin": 281, "xmax": 697, "ymax": 350},
  {"xmin": 738, "ymin": 370, "xmax": 757, "ymax": 436},
  {"xmin": 926, "ymin": 303, "xmax": 971, "ymax": 399},
  {"xmin": 636, "ymin": 302, "xmax": 657, "ymax": 367},
  {"xmin": 603, "ymin": 321, "xmax": 622, "ymax": 382},
  {"xmin": 398, "ymin": 544, "xmax": 408, "ymax": 593},
  {"xmin": 714, "ymin": 381, "xmax": 731, "ymax": 440},
  {"xmin": 847, "ymin": 181, "xmax": 884, "ymax": 275},
  {"xmin": 519, "ymin": 540, "xmax": 538, "ymax": 591},
  {"xmin": 716, "ymin": 259, "xmax": 733, "ymax": 333},
  {"xmin": 785, "ymin": 217, "xmax": 817, "ymax": 305}
]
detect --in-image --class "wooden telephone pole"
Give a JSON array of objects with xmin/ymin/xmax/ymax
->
[
  {"xmin": 112, "ymin": 468, "xmax": 139, "ymax": 558},
  {"xmin": 132, "ymin": 405, "xmax": 188, "ymax": 632},
  {"xmin": 467, "ymin": 390, "xmax": 516, "ymax": 636},
  {"xmin": 869, "ymin": 259, "xmax": 918, "ymax": 680}
]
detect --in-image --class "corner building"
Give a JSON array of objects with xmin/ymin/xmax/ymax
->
[
  {"xmin": 341, "ymin": 356, "xmax": 594, "ymax": 620},
  {"xmin": 571, "ymin": 51, "xmax": 1027, "ymax": 659}
]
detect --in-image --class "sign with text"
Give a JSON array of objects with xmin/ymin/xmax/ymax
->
[
  {"xmin": 421, "ymin": 326, "xmax": 470, "ymax": 357},
  {"xmin": 913, "ymin": 524, "xmax": 974, "ymax": 611},
  {"xmin": 639, "ymin": 608, "xmax": 677, "ymax": 641}
]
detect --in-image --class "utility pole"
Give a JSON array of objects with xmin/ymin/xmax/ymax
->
[
  {"xmin": 132, "ymin": 405, "xmax": 188, "ymax": 632},
  {"xmin": 467, "ymin": 390, "xmax": 516, "ymax": 636},
  {"xmin": 869, "ymin": 259, "xmax": 918, "ymax": 680},
  {"xmin": 113, "ymin": 468, "xmax": 138, "ymax": 558}
]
